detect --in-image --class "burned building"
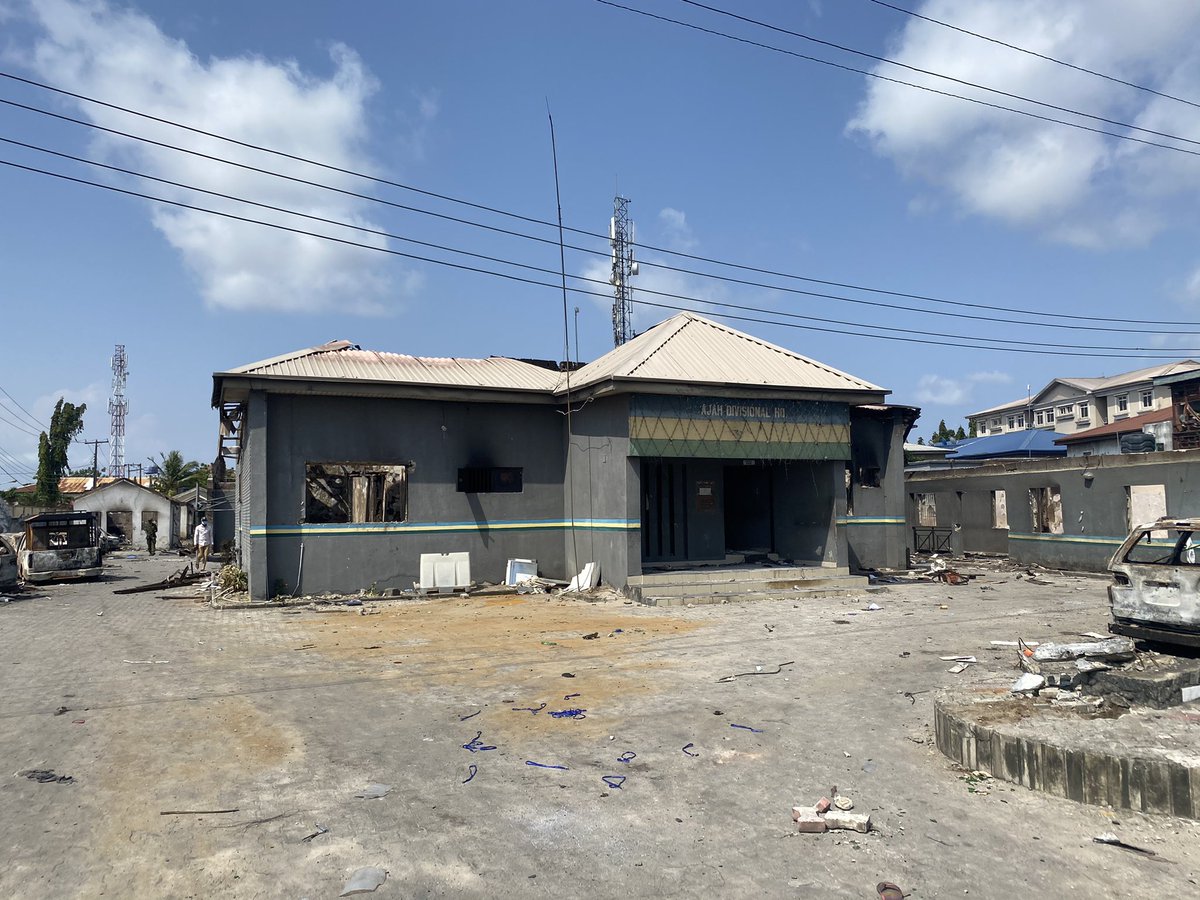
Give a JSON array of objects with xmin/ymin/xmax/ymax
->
[{"xmin": 212, "ymin": 313, "xmax": 913, "ymax": 600}]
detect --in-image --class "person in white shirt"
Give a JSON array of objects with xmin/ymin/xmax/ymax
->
[{"xmin": 194, "ymin": 519, "xmax": 212, "ymax": 568}]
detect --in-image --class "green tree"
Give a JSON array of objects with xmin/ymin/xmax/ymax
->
[
  {"xmin": 34, "ymin": 399, "xmax": 86, "ymax": 505},
  {"xmin": 968, "ymin": 420, "xmax": 978, "ymax": 438},
  {"xmin": 149, "ymin": 450, "xmax": 209, "ymax": 497},
  {"xmin": 954, "ymin": 425, "xmax": 967, "ymax": 441}
]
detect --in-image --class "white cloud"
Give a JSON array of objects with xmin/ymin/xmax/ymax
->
[
  {"xmin": 967, "ymin": 370, "xmax": 1012, "ymax": 385},
  {"xmin": 848, "ymin": 0, "xmax": 1200, "ymax": 248},
  {"xmin": 657, "ymin": 207, "xmax": 698, "ymax": 252},
  {"xmin": 14, "ymin": 0, "xmax": 432, "ymax": 314},
  {"xmin": 915, "ymin": 373, "xmax": 968, "ymax": 405}
]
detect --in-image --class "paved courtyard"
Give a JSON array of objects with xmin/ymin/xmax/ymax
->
[{"xmin": 2, "ymin": 554, "xmax": 1198, "ymax": 898}]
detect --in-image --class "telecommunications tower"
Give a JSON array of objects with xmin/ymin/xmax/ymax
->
[
  {"xmin": 609, "ymin": 196, "xmax": 638, "ymax": 346},
  {"xmin": 107, "ymin": 344, "xmax": 127, "ymax": 478}
]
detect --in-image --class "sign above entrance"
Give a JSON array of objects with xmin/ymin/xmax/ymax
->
[{"xmin": 629, "ymin": 394, "xmax": 850, "ymax": 460}]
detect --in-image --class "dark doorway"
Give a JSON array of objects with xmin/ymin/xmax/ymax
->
[
  {"xmin": 724, "ymin": 465, "xmax": 773, "ymax": 553},
  {"xmin": 106, "ymin": 509, "xmax": 133, "ymax": 544},
  {"xmin": 641, "ymin": 459, "xmax": 689, "ymax": 562}
]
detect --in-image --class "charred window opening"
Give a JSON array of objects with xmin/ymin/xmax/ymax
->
[
  {"xmin": 991, "ymin": 490, "xmax": 1008, "ymax": 529},
  {"xmin": 856, "ymin": 465, "xmax": 881, "ymax": 488},
  {"xmin": 915, "ymin": 493, "xmax": 937, "ymax": 527},
  {"xmin": 1028, "ymin": 486, "xmax": 1063, "ymax": 534},
  {"xmin": 304, "ymin": 463, "xmax": 408, "ymax": 524},
  {"xmin": 457, "ymin": 467, "xmax": 523, "ymax": 494}
]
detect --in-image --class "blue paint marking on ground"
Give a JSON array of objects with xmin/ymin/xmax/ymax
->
[
  {"xmin": 525, "ymin": 761, "xmax": 569, "ymax": 770},
  {"xmin": 548, "ymin": 708, "xmax": 587, "ymax": 719},
  {"xmin": 462, "ymin": 764, "xmax": 477, "ymax": 784},
  {"xmin": 681, "ymin": 743, "xmax": 699, "ymax": 757},
  {"xmin": 602, "ymin": 775, "xmax": 626, "ymax": 790},
  {"xmin": 730, "ymin": 723, "xmax": 763, "ymax": 733},
  {"xmin": 617, "ymin": 751, "xmax": 636, "ymax": 763}
]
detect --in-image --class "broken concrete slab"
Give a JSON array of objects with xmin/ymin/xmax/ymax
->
[
  {"xmin": 1031, "ymin": 637, "xmax": 1135, "ymax": 663},
  {"xmin": 824, "ymin": 811, "xmax": 871, "ymax": 833}
]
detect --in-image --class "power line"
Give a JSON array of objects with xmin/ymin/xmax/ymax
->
[
  {"xmin": 591, "ymin": 1, "xmax": 1200, "ymax": 159},
  {"xmin": 9, "ymin": 134, "xmax": 1200, "ymax": 346},
  {"xmin": 0, "ymin": 405, "xmax": 41, "ymax": 439},
  {"xmin": 863, "ymin": 0, "xmax": 1200, "ymax": 112},
  {"xmin": 679, "ymin": 0, "xmax": 1200, "ymax": 148},
  {"xmin": 0, "ymin": 152, "xmax": 1192, "ymax": 362},
  {"xmin": 0, "ymin": 385, "xmax": 45, "ymax": 431},
  {"xmin": 5, "ymin": 71, "xmax": 1200, "ymax": 327}
]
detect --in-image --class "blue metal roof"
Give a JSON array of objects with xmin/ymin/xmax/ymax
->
[{"xmin": 945, "ymin": 430, "xmax": 1067, "ymax": 459}]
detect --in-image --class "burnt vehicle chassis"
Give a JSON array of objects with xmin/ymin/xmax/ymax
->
[{"xmin": 1108, "ymin": 516, "xmax": 1200, "ymax": 649}]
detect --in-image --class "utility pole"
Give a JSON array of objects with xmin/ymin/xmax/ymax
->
[
  {"xmin": 81, "ymin": 438, "xmax": 108, "ymax": 488},
  {"xmin": 108, "ymin": 345, "xmax": 128, "ymax": 478},
  {"xmin": 609, "ymin": 196, "xmax": 638, "ymax": 347}
]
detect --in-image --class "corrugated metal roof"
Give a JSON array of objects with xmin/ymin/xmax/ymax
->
[
  {"xmin": 970, "ymin": 361, "xmax": 1200, "ymax": 418},
  {"xmin": 558, "ymin": 313, "xmax": 885, "ymax": 395},
  {"xmin": 220, "ymin": 340, "xmax": 561, "ymax": 392},
  {"xmin": 12, "ymin": 476, "xmax": 152, "ymax": 495},
  {"xmin": 945, "ymin": 431, "xmax": 1066, "ymax": 459},
  {"xmin": 1054, "ymin": 407, "xmax": 1173, "ymax": 444}
]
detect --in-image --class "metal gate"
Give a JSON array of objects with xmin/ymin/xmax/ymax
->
[{"xmin": 912, "ymin": 526, "xmax": 953, "ymax": 553}]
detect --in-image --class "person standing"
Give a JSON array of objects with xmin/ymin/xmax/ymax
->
[
  {"xmin": 144, "ymin": 517, "xmax": 158, "ymax": 556},
  {"xmin": 194, "ymin": 518, "xmax": 211, "ymax": 568}
]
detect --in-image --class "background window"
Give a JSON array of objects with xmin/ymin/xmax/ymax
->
[
  {"xmin": 457, "ymin": 467, "xmax": 523, "ymax": 493},
  {"xmin": 1078, "ymin": 402, "xmax": 1089, "ymax": 419},
  {"xmin": 991, "ymin": 490, "xmax": 1008, "ymax": 529},
  {"xmin": 915, "ymin": 493, "xmax": 937, "ymax": 527},
  {"xmin": 1141, "ymin": 390, "xmax": 1154, "ymax": 409},
  {"xmin": 1117, "ymin": 394, "xmax": 1129, "ymax": 412}
]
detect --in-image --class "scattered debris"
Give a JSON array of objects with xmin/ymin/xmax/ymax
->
[
  {"xmin": 863, "ymin": 602, "xmax": 883, "ymax": 611},
  {"xmin": 123, "ymin": 659, "xmax": 169, "ymax": 665},
  {"xmin": 461, "ymin": 732, "xmax": 497, "ymax": 753},
  {"xmin": 462, "ymin": 765, "xmax": 478, "ymax": 785},
  {"xmin": 564, "ymin": 693, "xmax": 581, "ymax": 700},
  {"xmin": 564, "ymin": 561, "xmax": 600, "ymax": 593},
  {"xmin": 833, "ymin": 796, "xmax": 854, "ymax": 811},
  {"xmin": 459, "ymin": 709, "xmax": 481, "ymax": 721},
  {"xmin": 617, "ymin": 751, "xmax": 636, "ymax": 763},
  {"xmin": 947, "ymin": 661, "xmax": 973, "ymax": 675},
  {"xmin": 601, "ymin": 775, "xmax": 626, "ymax": 790},
  {"xmin": 794, "ymin": 811, "xmax": 826, "ymax": 833},
  {"xmin": 525, "ymin": 761, "xmax": 569, "ymax": 770},
  {"xmin": 1011, "ymin": 673, "xmax": 1046, "ymax": 694},
  {"xmin": 159, "ymin": 808, "xmax": 238, "ymax": 815},
  {"xmin": 1093, "ymin": 833, "xmax": 1170, "ymax": 863},
  {"xmin": 113, "ymin": 565, "xmax": 206, "ymax": 595},
  {"xmin": 340, "ymin": 866, "xmax": 388, "ymax": 896},
  {"xmin": 561, "ymin": 672, "xmax": 575, "ymax": 678},
  {"xmin": 716, "ymin": 661, "xmax": 795, "ymax": 683},
  {"xmin": 824, "ymin": 811, "xmax": 871, "ymax": 833},
  {"xmin": 20, "ymin": 769, "xmax": 74, "ymax": 784},
  {"xmin": 548, "ymin": 708, "xmax": 587, "ymax": 719},
  {"xmin": 354, "ymin": 784, "xmax": 392, "ymax": 800},
  {"xmin": 511, "ymin": 703, "xmax": 547, "ymax": 715},
  {"xmin": 815, "ymin": 797, "xmax": 831, "ymax": 814},
  {"xmin": 297, "ymin": 824, "xmax": 328, "ymax": 843},
  {"xmin": 902, "ymin": 690, "xmax": 929, "ymax": 705},
  {"xmin": 991, "ymin": 640, "xmax": 1040, "ymax": 648},
  {"xmin": 877, "ymin": 882, "xmax": 905, "ymax": 900},
  {"xmin": 505, "ymin": 558, "xmax": 538, "ymax": 586},
  {"xmin": 1032, "ymin": 637, "xmax": 1135, "ymax": 663},
  {"xmin": 939, "ymin": 656, "xmax": 977, "ymax": 662},
  {"xmin": 582, "ymin": 632, "xmax": 600, "ymax": 640},
  {"xmin": 681, "ymin": 743, "xmax": 699, "ymax": 757},
  {"xmin": 729, "ymin": 723, "xmax": 764, "ymax": 733},
  {"xmin": 53, "ymin": 706, "xmax": 69, "ymax": 716}
]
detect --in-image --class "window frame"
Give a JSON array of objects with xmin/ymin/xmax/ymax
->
[{"xmin": 303, "ymin": 462, "xmax": 409, "ymax": 524}]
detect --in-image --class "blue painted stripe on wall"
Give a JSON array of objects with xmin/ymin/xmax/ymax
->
[
  {"xmin": 1009, "ymin": 532, "xmax": 1125, "ymax": 546},
  {"xmin": 836, "ymin": 516, "xmax": 905, "ymax": 526},
  {"xmin": 250, "ymin": 518, "xmax": 640, "ymax": 537}
]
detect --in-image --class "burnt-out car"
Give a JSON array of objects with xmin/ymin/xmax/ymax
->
[
  {"xmin": 16, "ymin": 511, "xmax": 104, "ymax": 583},
  {"xmin": 1108, "ymin": 516, "xmax": 1200, "ymax": 647}
]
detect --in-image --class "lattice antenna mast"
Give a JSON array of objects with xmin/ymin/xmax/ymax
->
[
  {"xmin": 609, "ymin": 195, "xmax": 639, "ymax": 346},
  {"xmin": 108, "ymin": 344, "xmax": 128, "ymax": 478}
]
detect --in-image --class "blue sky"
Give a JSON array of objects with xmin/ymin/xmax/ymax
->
[{"xmin": 2, "ymin": 0, "xmax": 1200, "ymax": 485}]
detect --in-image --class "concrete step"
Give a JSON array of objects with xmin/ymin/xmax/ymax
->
[
  {"xmin": 628, "ymin": 565, "xmax": 846, "ymax": 588},
  {"xmin": 637, "ymin": 582, "xmax": 879, "ymax": 607},
  {"xmin": 630, "ymin": 573, "xmax": 864, "ymax": 598}
]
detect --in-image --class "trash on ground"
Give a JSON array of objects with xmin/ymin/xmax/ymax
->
[
  {"xmin": 21, "ymin": 769, "xmax": 74, "ymax": 784},
  {"xmin": 729, "ymin": 723, "xmax": 764, "ymax": 733},
  {"xmin": 1093, "ymin": 833, "xmax": 1170, "ymax": 863},
  {"xmin": 505, "ymin": 558, "xmax": 538, "ymax": 586},
  {"xmin": 461, "ymin": 731, "xmax": 497, "ymax": 752},
  {"xmin": 564, "ymin": 561, "xmax": 600, "ymax": 593},
  {"xmin": 681, "ymin": 743, "xmax": 699, "ymax": 757},
  {"xmin": 301, "ymin": 823, "xmax": 329, "ymax": 843},
  {"xmin": 833, "ymin": 796, "xmax": 854, "ymax": 811},
  {"xmin": 601, "ymin": 775, "xmax": 626, "ymax": 790},
  {"xmin": 877, "ymin": 882, "xmax": 905, "ymax": 900},
  {"xmin": 991, "ymin": 640, "xmax": 1040, "ymax": 648},
  {"xmin": 549, "ymin": 708, "xmax": 587, "ymax": 719},
  {"xmin": 561, "ymin": 672, "xmax": 575, "ymax": 678},
  {"xmin": 462, "ymin": 765, "xmax": 478, "ymax": 785},
  {"xmin": 511, "ymin": 703, "xmax": 547, "ymax": 715},
  {"xmin": 525, "ymin": 760, "xmax": 569, "ymax": 770},
  {"xmin": 939, "ymin": 656, "xmax": 977, "ymax": 662},
  {"xmin": 947, "ymin": 661, "xmax": 973, "ymax": 674},
  {"xmin": 459, "ymin": 709, "xmax": 481, "ymax": 721},
  {"xmin": 824, "ymin": 810, "xmax": 871, "ymax": 832},
  {"xmin": 716, "ymin": 660, "xmax": 795, "ymax": 683},
  {"xmin": 354, "ymin": 783, "xmax": 392, "ymax": 799},
  {"xmin": 617, "ymin": 751, "xmax": 636, "ymax": 763},
  {"xmin": 863, "ymin": 602, "xmax": 883, "ymax": 611},
  {"xmin": 340, "ymin": 866, "xmax": 388, "ymax": 896},
  {"xmin": 582, "ymin": 632, "xmax": 600, "ymax": 640},
  {"xmin": 159, "ymin": 808, "xmax": 238, "ymax": 815}
]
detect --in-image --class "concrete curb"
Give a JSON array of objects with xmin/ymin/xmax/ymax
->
[{"xmin": 934, "ymin": 697, "xmax": 1200, "ymax": 820}]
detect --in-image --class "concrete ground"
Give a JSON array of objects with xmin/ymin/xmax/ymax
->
[{"xmin": 2, "ymin": 555, "xmax": 1198, "ymax": 899}]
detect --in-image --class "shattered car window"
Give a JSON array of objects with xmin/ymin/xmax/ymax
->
[{"xmin": 1122, "ymin": 529, "xmax": 1193, "ymax": 566}]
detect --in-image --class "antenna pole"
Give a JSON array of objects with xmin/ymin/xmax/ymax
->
[
  {"xmin": 108, "ymin": 345, "xmax": 128, "ymax": 477},
  {"xmin": 610, "ymin": 195, "xmax": 637, "ymax": 346}
]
